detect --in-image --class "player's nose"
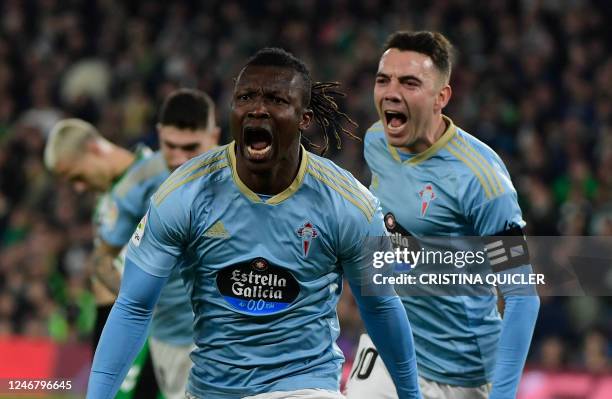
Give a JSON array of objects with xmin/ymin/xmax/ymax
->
[
  {"xmin": 73, "ymin": 181, "xmax": 87, "ymax": 193},
  {"xmin": 380, "ymin": 77, "xmax": 404, "ymax": 102},
  {"xmin": 171, "ymin": 153, "xmax": 189, "ymax": 169},
  {"xmin": 247, "ymin": 98, "xmax": 270, "ymax": 119},
  {"xmin": 383, "ymin": 85, "xmax": 402, "ymax": 103}
]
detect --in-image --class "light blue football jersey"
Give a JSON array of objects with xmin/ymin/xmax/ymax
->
[
  {"xmin": 126, "ymin": 142, "xmax": 388, "ymax": 398},
  {"xmin": 364, "ymin": 115, "xmax": 525, "ymax": 387},
  {"xmin": 97, "ymin": 150, "xmax": 194, "ymax": 345}
]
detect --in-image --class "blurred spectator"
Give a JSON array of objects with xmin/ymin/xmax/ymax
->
[
  {"xmin": 582, "ymin": 328, "xmax": 610, "ymax": 373},
  {"xmin": 538, "ymin": 336, "xmax": 567, "ymax": 371}
]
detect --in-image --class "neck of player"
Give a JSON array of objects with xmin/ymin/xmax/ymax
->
[
  {"xmin": 113, "ymin": 148, "xmax": 136, "ymax": 182},
  {"xmin": 399, "ymin": 115, "xmax": 447, "ymax": 154},
  {"xmin": 236, "ymin": 146, "xmax": 301, "ymax": 196}
]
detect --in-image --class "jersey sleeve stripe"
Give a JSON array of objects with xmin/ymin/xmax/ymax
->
[
  {"xmin": 308, "ymin": 158, "xmax": 375, "ymax": 215},
  {"xmin": 154, "ymin": 161, "xmax": 228, "ymax": 205},
  {"xmin": 309, "ymin": 157, "xmax": 376, "ymax": 204},
  {"xmin": 456, "ymin": 134, "xmax": 505, "ymax": 195},
  {"xmin": 307, "ymin": 167, "xmax": 374, "ymax": 221},
  {"xmin": 449, "ymin": 139, "xmax": 500, "ymax": 196},
  {"xmin": 309, "ymin": 156, "xmax": 356, "ymax": 187},
  {"xmin": 308, "ymin": 159, "xmax": 376, "ymax": 216},
  {"xmin": 155, "ymin": 152, "xmax": 226, "ymax": 201},
  {"xmin": 156, "ymin": 148, "xmax": 227, "ymax": 193},
  {"xmin": 446, "ymin": 145, "xmax": 493, "ymax": 199}
]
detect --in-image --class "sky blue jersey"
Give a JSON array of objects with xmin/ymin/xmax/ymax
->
[
  {"xmin": 96, "ymin": 150, "xmax": 194, "ymax": 345},
  {"xmin": 364, "ymin": 115, "xmax": 529, "ymax": 387},
  {"xmin": 125, "ymin": 142, "xmax": 416, "ymax": 398}
]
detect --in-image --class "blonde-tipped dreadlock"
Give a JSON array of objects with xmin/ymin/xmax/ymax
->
[{"xmin": 309, "ymin": 81, "xmax": 358, "ymax": 154}]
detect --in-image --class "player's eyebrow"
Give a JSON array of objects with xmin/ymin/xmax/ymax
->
[
  {"xmin": 376, "ymin": 72, "xmax": 423, "ymax": 85},
  {"xmin": 235, "ymin": 87, "xmax": 257, "ymax": 95},
  {"xmin": 236, "ymin": 86, "xmax": 284, "ymax": 95},
  {"xmin": 398, "ymin": 75, "xmax": 422, "ymax": 85},
  {"xmin": 163, "ymin": 140, "xmax": 200, "ymax": 151},
  {"xmin": 178, "ymin": 143, "xmax": 200, "ymax": 151},
  {"xmin": 262, "ymin": 89, "xmax": 289, "ymax": 98},
  {"xmin": 263, "ymin": 88, "xmax": 286, "ymax": 94}
]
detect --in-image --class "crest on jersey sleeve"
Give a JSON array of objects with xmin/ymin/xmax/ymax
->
[
  {"xmin": 130, "ymin": 212, "xmax": 147, "ymax": 247},
  {"xmin": 296, "ymin": 221, "xmax": 318, "ymax": 257},
  {"xmin": 418, "ymin": 183, "xmax": 437, "ymax": 217}
]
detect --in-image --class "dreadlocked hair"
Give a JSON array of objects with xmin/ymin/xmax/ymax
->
[
  {"xmin": 243, "ymin": 47, "xmax": 358, "ymax": 154},
  {"xmin": 309, "ymin": 81, "xmax": 358, "ymax": 154}
]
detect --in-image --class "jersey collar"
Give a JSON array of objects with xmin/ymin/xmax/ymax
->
[
  {"xmin": 110, "ymin": 145, "xmax": 152, "ymax": 189},
  {"xmin": 387, "ymin": 115, "xmax": 457, "ymax": 165},
  {"xmin": 227, "ymin": 141, "xmax": 309, "ymax": 205}
]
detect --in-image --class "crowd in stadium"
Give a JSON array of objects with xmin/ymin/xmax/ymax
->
[{"xmin": 0, "ymin": 0, "xmax": 609, "ymax": 376}]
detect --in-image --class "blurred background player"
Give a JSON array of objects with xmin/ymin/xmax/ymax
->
[
  {"xmin": 346, "ymin": 31, "xmax": 540, "ymax": 399},
  {"xmin": 88, "ymin": 47, "xmax": 421, "ymax": 399},
  {"xmin": 44, "ymin": 89, "xmax": 219, "ymax": 398},
  {"xmin": 147, "ymin": 89, "xmax": 219, "ymax": 399},
  {"xmin": 44, "ymin": 118, "xmax": 159, "ymax": 399}
]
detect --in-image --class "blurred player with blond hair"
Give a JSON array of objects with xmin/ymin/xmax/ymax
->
[{"xmin": 45, "ymin": 88, "xmax": 219, "ymax": 399}]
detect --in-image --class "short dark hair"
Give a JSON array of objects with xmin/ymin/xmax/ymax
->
[
  {"xmin": 384, "ymin": 31, "xmax": 454, "ymax": 81},
  {"xmin": 244, "ymin": 47, "xmax": 312, "ymax": 106},
  {"xmin": 240, "ymin": 47, "xmax": 357, "ymax": 154},
  {"xmin": 159, "ymin": 88, "xmax": 214, "ymax": 130}
]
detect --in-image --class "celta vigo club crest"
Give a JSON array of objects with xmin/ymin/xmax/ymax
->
[
  {"xmin": 296, "ymin": 221, "xmax": 318, "ymax": 257},
  {"xmin": 419, "ymin": 183, "xmax": 436, "ymax": 217}
]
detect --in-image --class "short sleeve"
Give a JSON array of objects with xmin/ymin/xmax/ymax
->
[
  {"xmin": 98, "ymin": 191, "xmax": 142, "ymax": 247},
  {"xmin": 469, "ymin": 192, "xmax": 525, "ymax": 236},
  {"xmin": 126, "ymin": 197, "xmax": 188, "ymax": 278},
  {"xmin": 340, "ymin": 203, "xmax": 396, "ymax": 295}
]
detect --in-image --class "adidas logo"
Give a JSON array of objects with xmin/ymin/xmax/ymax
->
[{"xmin": 204, "ymin": 221, "xmax": 230, "ymax": 238}]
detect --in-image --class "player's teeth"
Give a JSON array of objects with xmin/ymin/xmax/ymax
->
[
  {"xmin": 387, "ymin": 121, "xmax": 406, "ymax": 129},
  {"xmin": 247, "ymin": 144, "xmax": 272, "ymax": 156}
]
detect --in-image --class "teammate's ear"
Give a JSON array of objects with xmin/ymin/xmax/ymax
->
[
  {"xmin": 299, "ymin": 109, "xmax": 313, "ymax": 131},
  {"xmin": 88, "ymin": 138, "xmax": 112, "ymax": 155},
  {"xmin": 434, "ymin": 85, "xmax": 452, "ymax": 113},
  {"xmin": 86, "ymin": 138, "xmax": 102, "ymax": 155},
  {"xmin": 210, "ymin": 126, "xmax": 221, "ymax": 144}
]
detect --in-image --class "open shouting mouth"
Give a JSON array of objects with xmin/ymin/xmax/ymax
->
[
  {"xmin": 243, "ymin": 126, "xmax": 274, "ymax": 161},
  {"xmin": 384, "ymin": 110, "xmax": 408, "ymax": 134}
]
